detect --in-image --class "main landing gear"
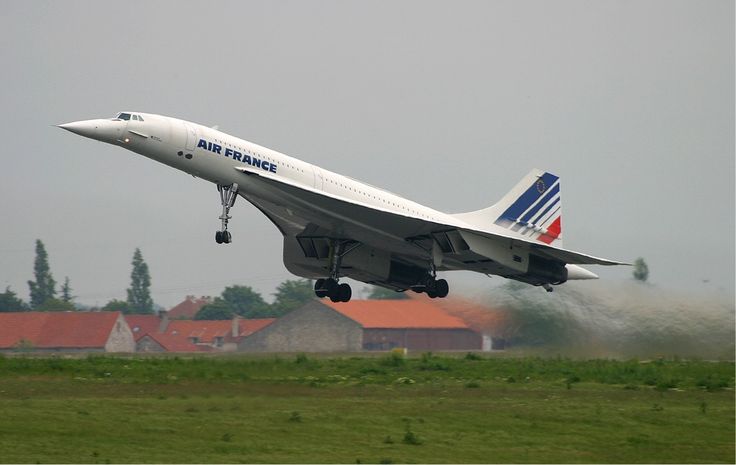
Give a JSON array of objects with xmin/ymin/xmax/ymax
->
[
  {"xmin": 215, "ymin": 183, "xmax": 238, "ymax": 244},
  {"xmin": 313, "ymin": 240, "xmax": 360, "ymax": 303},
  {"xmin": 410, "ymin": 261, "xmax": 449, "ymax": 299},
  {"xmin": 314, "ymin": 278, "xmax": 352, "ymax": 303},
  {"xmin": 411, "ymin": 276, "xmax": 450, "ymax": 299}
]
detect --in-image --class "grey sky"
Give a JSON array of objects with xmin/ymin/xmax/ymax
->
[{"xmin": 0, "ymin": 0, "xmax": 733, "ymax": 307}]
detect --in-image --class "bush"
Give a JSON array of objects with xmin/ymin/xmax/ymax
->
[
  {"xmin": 402, "ymin": 429, "xmax": 422, "ymax": 445},
  {"xmin": 382, "ymin": 352, "xmax": 405, "ymax": 367}
]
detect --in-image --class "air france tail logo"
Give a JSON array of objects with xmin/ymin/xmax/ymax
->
[
  {"xmin": 496, "ymin": 172, "xmax": 562, "ymax": 245},
  {"xmin": 197, "ymin": 139, "xmax": 277, "ymax": 174}
]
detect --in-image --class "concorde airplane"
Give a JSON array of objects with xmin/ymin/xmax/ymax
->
[{"xmin": 58, "ymin": 112, "xmax": 626, "ymax": 302}]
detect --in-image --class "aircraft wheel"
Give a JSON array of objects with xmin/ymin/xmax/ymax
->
[
  {"xmin": 338, "ymin": 283, "xmax": 352, "ymax": 302},
  {"xmin": 314, "ymin": 279, "xmax": 328, "ymax": 298},
  {"xmin": 223, "ymin": 231, "xmax": 232, "ymax": 244},
  {"xmin": 215, "ymin": 231, "xmax": 223, "ymax": 244},
  {"xmin": 324, "ymin": 278, "xmax": 339, "ymax": 295},
  {"xmin": 435, "ymin": 279, "xmax": 449, "ymax": 298}
]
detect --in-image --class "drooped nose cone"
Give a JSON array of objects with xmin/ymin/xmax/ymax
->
[{"xmin": 57, "ymin": 119, "xmax": 119, "ymax": 143}]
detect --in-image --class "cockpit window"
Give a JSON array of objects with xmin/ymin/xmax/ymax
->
[
  {"xmin": 117, "ymin": 113, "xmax": 131, "ymax": 121},
  {"xmin": 132, "ymin": 115, "xmax": 139, "ymax": 121},
  {"xmin": 138, "ymin": 115, "xmax": 144, "ymax": 121}
]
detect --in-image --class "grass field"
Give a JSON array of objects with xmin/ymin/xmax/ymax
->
[{"xmin": 0, "ymin": 353, "xmax": 733, "ymax": 463}]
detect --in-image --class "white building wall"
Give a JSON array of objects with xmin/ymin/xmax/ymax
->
[{"xmin": 105, "ymin": 314, "xmax": 136, "ymax": 352}]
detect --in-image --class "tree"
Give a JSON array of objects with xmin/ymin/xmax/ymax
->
[
  {"xmin": 367, "ymin": 286, "xmax": 409, "ymax": 300},
  {"xmin": 221, "ymin": 285, "xmax": 270, "ymax": 318},
  {"xmin": 633, "ymin": 257, "xmax": 649, "ymax": 283},
  {"xmin": 194, "ymin": 298, "xmax": 235, "ymax": 320},
  {"xmin": 28, "ymin": 239, "xmax": 56, "ymax": 309},
  {"xmin": 60, "ymin": 277, "xmax": 74, "ymax": 303},
  {"xmin": 35, "ymin": 298, "xmax": 76, "ymax": 312},
  {"xmin": 126, "ymin": 248, "xmax": 154, "ymax": 314},
  {"xmin": 271, "ymin": 279, "xmax": 314, "ymax": 316},
  {"xmin": 0, "ymin": 287, "xmax": 29, "ymax": 312},
  {"xmin": 102, "ymin": 299, "xmax": 130, "ymax": 313}
]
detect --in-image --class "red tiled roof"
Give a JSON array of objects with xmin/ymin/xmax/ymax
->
[
  {"xmin": 167, "ymin": 296, "xmax": 211, "ymax": 320},
  {"xmin": 165, "ymin": 318, "xmax": 276, "ymax": 343},
  {"xmin": 0, "ymin": 312, "xmax": 122, "ymax": 349},
  {"xmin": 165, "ymin": 320, "xmax": 233, "ymax": 343},
  {"xmin": 407, "ymin": 293, "xmax": 509, "ymax": 335},
  {"xmin": 140, "ymin": 333, "xmax": 204, "ymax": 352},
  {"xmin": 323, "ymin": 300, "xmax": 471, "ymax": 329},
  {"xmin": 240, "ymin": 318, "xmax": 275, "ymax": 336},
  {"xmin": 124, "ymin": 315, "xmax": 161, "ymax": 341}
]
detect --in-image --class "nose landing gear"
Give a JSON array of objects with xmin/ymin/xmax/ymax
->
[{"xmin": 215, "ymin": 183, "xmax": 238, "ymax": 244}]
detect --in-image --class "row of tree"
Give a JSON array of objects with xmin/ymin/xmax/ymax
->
[
  {"xmin": 0, "ymin": 240, "xmax": 154, "ymax": 314},
  {"xmin": 194, "ymin": 280, "xmax": 314, "ymax": 320},
  {"xmin": 0, "ymin": 239, "xmax": 410, "ymax": 317}
]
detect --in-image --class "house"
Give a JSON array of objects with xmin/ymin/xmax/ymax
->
[
  {"xmin": 0, "ymin": 311, "xmax": 135, "ymax": 353},
  {"xmin": 125, "ymin": 314, "xmax": 163, "ymax": 341},
  {"xmin": 417, "ymin": 294, "xmax": 510, "ymax": 350},
  {"xmin": 238, "ymin": 299, "xmax": 482, "ymax": 352},
  {"xmin": 167, "ymin": 295, "xmax": 212, "ymax": 320},
  {"xmin": 161, "ymin": 317, "xmax": 275, "ymax": 351},
  {"xmin": 136, "ymin": 332, "xmax": 204, "ymax": 353}
]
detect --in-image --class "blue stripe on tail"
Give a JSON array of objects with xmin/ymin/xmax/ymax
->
[
  {"xmin": 495, "ymin": 172, "xmax": 558, "ymax": 224},
  {"xmin": 520, "ymin": 183, "xmax": 560, "ymax": 223}
]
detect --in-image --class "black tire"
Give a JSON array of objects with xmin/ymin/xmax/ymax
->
[
  {"xmin": 223, "ymin": 231, "xmax": 232, "ymax": 243},
  {"xmin": 329, "ymin": 293, "xmax": 341, "ymax": 303},
  {"xmin": 338, "ymin": 283, "xmax": 352, "ymax": 302},
  {"xmin": 314, "ymin": 278, "xmax": 328, "ymax": 298},
  {"xmin": 325, "ymin": 278, "xmax": 339, "ymax": 295},
  {"xmin": 215, "ymin": 231, "xmax": 223, "ymax": 244},
  {"xmin": 435, "ymin": 279, "xmax": 449, "ymax": 298}
]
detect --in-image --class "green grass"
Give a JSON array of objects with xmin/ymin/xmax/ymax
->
[{"xmin": 0, "ymin": 354, "xmax": 733, "ymax": 463}]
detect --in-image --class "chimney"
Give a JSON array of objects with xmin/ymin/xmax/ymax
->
[
  {"xmin": 232, "ymin": 316, "xmax": 241, "ymax": 338},
  {"xmin": 159, "ymin": 310, "xmax": 170, "ymax": 333}
]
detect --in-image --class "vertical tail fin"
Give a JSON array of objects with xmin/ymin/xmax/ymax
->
[{"xmin": 452, "ymin": 169, "xmax": 563, "ymax": 247}]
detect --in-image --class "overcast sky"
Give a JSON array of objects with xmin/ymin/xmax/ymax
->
[{"xmin": 0, "ymin": 1, "xmax": 733, "ymax": 307}]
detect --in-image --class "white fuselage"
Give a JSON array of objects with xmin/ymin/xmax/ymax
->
[
  {"xmin": 133, "ymin": 113, "xmax": 453, "ymax": 226},
  {"xmin": 58, "ymin": 111, "xmax": 604, "ymax": 292}
]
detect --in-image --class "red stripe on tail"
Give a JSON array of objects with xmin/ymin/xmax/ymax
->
[{"xmin": 538, "ymin": 217, "xmax": 562, "ymax": 244}]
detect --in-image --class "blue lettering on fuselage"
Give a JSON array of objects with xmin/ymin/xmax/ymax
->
[{"xmin": 196, "ymin": 138, "xmax": 277, "ymax": 174}]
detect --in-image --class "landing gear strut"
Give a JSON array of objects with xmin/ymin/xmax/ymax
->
[
  {"xmin": 215, "ymin": 183, "xmax": 238, "ymax": 244},
  {"xmin": 313, "ymin": 240, "xmax": 360, "ymax": 303},
  {"xmin": 411, "ymin": 275, "xmax": 450, "ymax": 298},
  {"xmin": 405, "ymin": 239, "xmax": 450, "ymax": 299}
]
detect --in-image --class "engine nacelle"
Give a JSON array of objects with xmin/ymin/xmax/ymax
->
[
  {"xmin": 523, "ymin": 255, "xmax": 568, "ymax": 285},
  {"xmin": 386, "ymin": 260, "xmax": 427, "ymax": 289}
]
